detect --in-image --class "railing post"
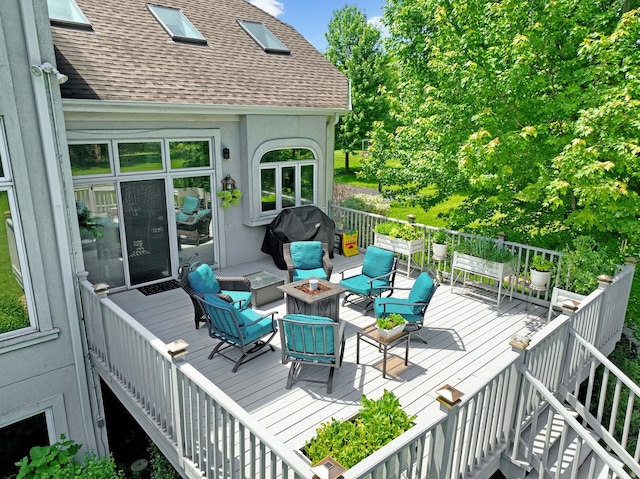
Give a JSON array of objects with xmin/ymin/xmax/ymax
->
[
  {"xmin": 170, "ymin": 357, "xmax": 185, "ymax": 469},
  {"xmin": 429, "ymin": 386, "xmax": 463, "ymax": 479}
]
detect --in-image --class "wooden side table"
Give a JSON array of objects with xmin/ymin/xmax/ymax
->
[{"xmin": 356, "ymin": 324, "xmax": 411, "ymax": 378}]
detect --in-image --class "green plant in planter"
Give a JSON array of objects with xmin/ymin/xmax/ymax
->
[
  {"xmin": 433, "ymin": 228, "xmax": 447, "ymax": 244},
  {"xmin": 531, "ymin": 255, "xmax": 554, "ymax": 272},
  {"xmin": 304, "ymin": 390, "xmax": 415, "ymax": 468},
  {"xmin": 374, "ymin": 222, "xmax": 423, "ymax": 241},
  {"xmin": 454, "ymin": 237, "xmax": 515, "ymax": 266},
  {"xmin": 376, "ymin": 313, "xmax": 406, "ymax": 330}
]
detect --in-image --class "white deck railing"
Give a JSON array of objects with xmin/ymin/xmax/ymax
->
[
  {"xmin": 80, "ymin": 233, "xmax": 636, "ymax": 479},
  {"xmin": 331, "ymin": 204, "xmax": 565, "ymax": 304},
  {"xmin": 80, "ymin": 280, "xmax": 311, "ymax": 479}
]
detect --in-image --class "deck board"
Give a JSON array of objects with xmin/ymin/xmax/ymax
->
[{"xmin": 109, "ymin": 253, "xmax": 547, "ymax": 450}]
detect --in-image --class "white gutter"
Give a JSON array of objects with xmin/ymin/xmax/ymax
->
[
  {"xmin": 20, "ymin": 0, "xmax": 98, "ymax": 452},
  {"xmin": 62, "ymin": 98, "xmax": 350, "ymax": 117}
]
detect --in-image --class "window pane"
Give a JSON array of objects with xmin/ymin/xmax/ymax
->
[
  {"xmin": 174, "ymin": 176, "xmax": 215, "ymax": 266},
  {"xmin": 148, "ymin": 4, "xmax": 206, "ymax": 43},
  {"xmin": 282, "ymin": 166, "xmax": 296, "ymax": 208},
  {"xmin": 47, "ymin": 0, "xmax": 90, "ymax": 26},
  {"xmin": 238, "ymin": 20, "xmax": 289, "ymax": 54},
  {"xmin": 261, "ymin": 148, "xmax": 315, "ymax": 163},
  {"xmin": 0, "ymin": 412, "xmax": 48, "ymax": 479},
  {"xmin": 69, "ymin": 144, "xmax": 111, "ymax": 176},
  {"xmin": 170, "ymin": 141, "xmax": 210, "ymax": 169},
  {"xmin": 0, "ymin": 191, "xmax": 31, "ymax": 334},
  {"xmin": 300, "ymin": 165, "xmax": 314, "ymax": 205},
  {"xmin": 118, "ymin": 142, "xmax": 162, "ymax": 172},
  {"xmin": 260, "ymin": 169, "xmax": 276, "ymax": 212},
  {"xmin": 75, "ymin": 184, "xmax": 124, "ymax": 288}
]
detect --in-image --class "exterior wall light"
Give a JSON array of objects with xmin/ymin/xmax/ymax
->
[
  {"xmin": 30, "ymin": 62, "xmax": 68, "ymax": 84},
  {"xmin": 221, "ymin": 174, "xmax": 237, "ymax": 191}
]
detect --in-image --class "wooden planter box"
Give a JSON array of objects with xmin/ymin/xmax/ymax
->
[
  {"xmin": 451, "ymin": 252, "xmax": 516, "ymax": 306},
  {"xmin": 373, "ymin": 233, "xmax": 425, "ymax": 277}
]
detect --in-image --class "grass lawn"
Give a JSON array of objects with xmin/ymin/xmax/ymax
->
[
  {"xmin": 333, "ymin": 150, "xmax": 465, "ymax": 226},
  {"xmin": 0, "ymin": 193, "xmax": 30, "ymax": 333}
]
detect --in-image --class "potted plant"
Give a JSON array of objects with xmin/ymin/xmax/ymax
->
[
  {"xmin": 451, "ymin": 237, "xmax": 517, "ymax": 306},
  {"xmin": 432, "ymin": 228, "xmax": 448, "ymax": 260},
  {"xmin": 376, "ymin": 313, "xmax": 407, "ymax": 340},
  {"xmin": 303, "ymin": 390, "xmax": 415, "ymax": 469},
  {"xmin": 373, "ymin": 222, "xmax": 425, "ymax": 276},
  {"xmin": 530, "ymin": 255, "xmax": 554, "ymax": 289}
]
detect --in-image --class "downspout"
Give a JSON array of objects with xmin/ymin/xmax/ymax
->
[{"xmin": 20, "ymin": 1, "xmax": 98, "ymax": 452}]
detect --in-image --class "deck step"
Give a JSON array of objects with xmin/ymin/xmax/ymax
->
[{"xmin": 519, "ymin": 406, "xmax": 603, "ymax": 479}]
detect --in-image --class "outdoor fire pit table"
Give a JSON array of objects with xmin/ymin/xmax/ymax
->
[{"xmin": 277, "ymin": 278, "xmax": 345, "ymax": 322}]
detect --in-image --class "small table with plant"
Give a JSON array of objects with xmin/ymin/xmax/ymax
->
[{"xmin": 357, "ymin": 314, "xmax": 411, "ymax": 378}]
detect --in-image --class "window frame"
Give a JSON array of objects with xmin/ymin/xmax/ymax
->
[
  {"xmin": 0, "ymin": 118, "xmax": 41, "ymax": 343},
  {"xmin": 47, "ymin": 0, "xmax": 92, "ymax": 28},
  {"xmin": 237, "ymin": 20, "xmax": 290, "ymax": 54},
  {"xmin": 147, "ymin": 4, "xmax": 207, "ymax": 44},
  {"xmin": 251, "ymin": 139, "xmax": 321, "ymax": 223}
]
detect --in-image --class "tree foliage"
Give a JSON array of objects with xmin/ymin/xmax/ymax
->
[
  {"xmin": 364, "ymin": 0, "xmax": 640, "ymax": 251},
  {"xmin": 325, "ymin": 5, "xmax": 392, "ymax": 157}
]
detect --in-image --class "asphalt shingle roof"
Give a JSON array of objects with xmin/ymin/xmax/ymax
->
[{"xmin": 52, "ymin": 0, "xmax": 349, "ymax": 110}]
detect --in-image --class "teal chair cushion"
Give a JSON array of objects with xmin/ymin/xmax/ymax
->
[
  {"xmin": 290, "ymin": 241, "xmax": 323, "ymax": 270},
  {"xmin": 341, "ymin": 276, "xmax": 389, "ymax": 296},
  {"xmin": 240, "ymin": 309, "xmax": 277, "ymax": 340},
  {"xmin": 176, "ymin": 212, "xmax": 191, "ymax": 222},
  {"xmin": 189, "ymin": 264, "xmax": 221, "ymax": 295},
  {"xmin": 181, "ymin": 195, "xmax": 199, "ymax": 215},
  {"xmin": 225, "ymin": 290, "xmax": 252, "ymax": 310},
  {"xmin": 283, "ymin": 314, "xmax": 335, "ymax": 362},
  {"xmin": 408, "ymin": 273, "xmax": 436, "ymax": 314},
  {"xmin": 361, "ymin": 246, "xmax": 395, "ymax": 283},
  {"xmin": 293, "ymin": 267, "xmax": 327, "ymax": 281}
]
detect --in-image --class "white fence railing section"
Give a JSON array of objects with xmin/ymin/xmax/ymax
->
[{"xmin": 80, "ymin": 207, "xmax": 637, "ymax": 479}]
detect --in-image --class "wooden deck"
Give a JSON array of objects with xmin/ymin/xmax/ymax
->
[{"xmin": 110, "ymin": 253, "xmax": 548, "ymax": 451}]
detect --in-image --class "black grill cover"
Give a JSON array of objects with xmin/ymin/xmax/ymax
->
[{"xmin": 261, "ymin": 206, "xmax": 335, "ymax": 269}]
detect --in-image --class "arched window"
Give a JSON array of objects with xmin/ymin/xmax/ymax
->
[{"xmin": 259, "ymin": 148, "xmax": 317, "ymax": 214}]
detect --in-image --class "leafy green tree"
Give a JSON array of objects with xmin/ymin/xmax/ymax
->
[
  {"xmin": 325, "ymin": 5, "xmax": 391, "ymax": 171},
  {"xmin": 365, "ymin": 0, "xmax": 640, "ymax": 251}
]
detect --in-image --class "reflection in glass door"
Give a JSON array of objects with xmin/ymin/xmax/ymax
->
[
  {"xmin": 173, "ymin": 176, "xmax": 215, "ymax": 267},
  {"xmin": 122, "ymin": 179, "xmax": 170, "ymax": 285}
]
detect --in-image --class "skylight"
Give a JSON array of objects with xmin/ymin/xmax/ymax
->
[
  {"xmin": 238, "ymin": 20, "xmax": 290, "ymax": 54},
  {"xmin": 147, "ymin": 4, "xmax": 206, "ymax": 44},
  {"xmin": 47, "ymin": 0, "xmax": 91, "ymax": 27}
]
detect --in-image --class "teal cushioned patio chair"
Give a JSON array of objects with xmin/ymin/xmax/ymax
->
[
  {"xmin": 374, "ymin": 269, "xmax": 440, "ymax": 343},
  {"xmin": 339, "ymin": 245, "xmax": 398, "ymax": 314},
  {"xmin": 283, "ymin": 241, "xmax": 333, "ymax": 283},
  {"xmin": 195, "ymin": 294, "xmax": 278, "ymax": 372},
  {"xmin": 278, "ymin": 314, "xmax": 346, "ymax": 394},
  {"xmin": 180, "ymin": 263, "xmax": 253, "ymax": 329}
]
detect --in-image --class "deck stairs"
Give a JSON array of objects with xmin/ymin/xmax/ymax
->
[{"xmin": 507, "ymin": 359, "xmax": 636, "ymax": 479}]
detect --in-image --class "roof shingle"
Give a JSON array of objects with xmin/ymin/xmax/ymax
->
[{"xmin": 52, "ymin": 0, "xmax": 349, "ymax": 110}]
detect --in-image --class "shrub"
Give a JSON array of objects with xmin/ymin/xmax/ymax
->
[
  {"xmin": 558, "ymin": 236, "xmax": 617, "ymax": 295},
  {"xmin": 304, "ymin": 390, "xmax": 415, "ymax": 468},
  {"xmin": 339, "ymin": 194, "xmax": 390, "ymax": 216},
  {"xmin": 16, "ymin": 435, "xmax": 125, "ymax": 479},
  {"xmin": 147, "ymin": 442, "xmax": 180, "ymax": 479}
]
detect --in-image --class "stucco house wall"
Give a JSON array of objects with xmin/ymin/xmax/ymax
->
[{"xmin": 0, "ymin": 0, "xmax": 99, "ymax": 461}]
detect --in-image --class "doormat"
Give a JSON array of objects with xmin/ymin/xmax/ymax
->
[{"xmin": 138, "ymin": 280, "xmax": 181, "ymax": 296}]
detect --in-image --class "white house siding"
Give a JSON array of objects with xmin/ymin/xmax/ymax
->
[{"xmin": 0, "ymin": 0, "xmax": 100, "ymax": 461}]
